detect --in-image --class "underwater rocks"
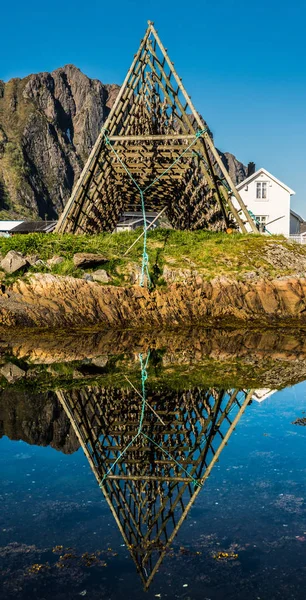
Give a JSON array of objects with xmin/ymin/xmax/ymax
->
[
  {"xmin": 0, "ymin": 362, "xmax": 25, "ymax": 383},
  {"xmin": 2, "ymin": 273, "xmax": 306, "ymax": 328}
]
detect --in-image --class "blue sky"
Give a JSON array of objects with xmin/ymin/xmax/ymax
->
[{"xmin": 2, "ymin": 0, "xmax": 306, "ymax": 215}]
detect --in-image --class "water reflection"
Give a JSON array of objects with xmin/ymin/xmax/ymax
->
[
  {"xmin": 2, "ymin": 328, "xmax": 306, "ymax": 599},
  {"xmin": 56, "ymin": 377, "xmax": 255, "ymax": 589}
]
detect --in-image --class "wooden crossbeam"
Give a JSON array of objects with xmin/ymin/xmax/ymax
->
[{"xmin": 109, "ymin": 134, "xmax": 196, "ymax": 141}]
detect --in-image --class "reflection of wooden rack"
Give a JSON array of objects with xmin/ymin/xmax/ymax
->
[
  {"xmin": 56, "ymin": 21, "xmax": 257, "ymax": 235},
  {"xmin": 56, "ymin": 386, "xmax": 253, "ymax": 589}
]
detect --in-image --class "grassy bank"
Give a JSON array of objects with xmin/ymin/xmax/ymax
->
[
  {"xmin": 1, "ymin": 351, "xmax": 304, "ymax": 392},
  {"xmin": 1, "ymin": 229, "xmax": 306, "ymax": 284}
]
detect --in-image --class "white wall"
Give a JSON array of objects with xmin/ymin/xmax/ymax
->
[{"xmin": 238, "ymin": 172, "xmax": 291, "ymax": 236}]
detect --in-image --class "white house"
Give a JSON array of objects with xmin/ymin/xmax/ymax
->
[
  {"xmin": 252, "ymin": 389, "xmax": 277, "ymax": 403},
  {"xmin": 0, "ymin": 221, "xmax": 23, "ymax": 237},
  {"xmin": 235, "ymin": 167, "xmax": 296, "ymax": 236}
]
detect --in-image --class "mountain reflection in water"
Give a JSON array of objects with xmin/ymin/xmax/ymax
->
[{"xmin": 1, "ymin": 328, "xmax": 306, "ymax": 600}]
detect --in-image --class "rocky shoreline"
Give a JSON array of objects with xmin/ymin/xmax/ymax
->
[{"xmin": 2, "ymin": 271, "xmax": 306, "ymax": 328}]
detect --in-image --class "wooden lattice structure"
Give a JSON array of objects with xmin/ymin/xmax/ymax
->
[
  {"xmin": 56, "ymin": 22, "xmax": 257, "ymax": 234},
  {"xmin": 56, "ymin": 384, "xmax": 254, "ymax": 588}
]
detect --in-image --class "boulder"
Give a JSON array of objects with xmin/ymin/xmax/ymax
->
[
  {"xmin": 72, "ymin": 369, "xmax": 85, "ymax": 379},
  {"xmin": 162, "ymin": 265, "xmax": 197, "ymax": 282},
  {"xmin": 35, "ymin": 259, "xmax": 46, "ymax": 267},
  {"xmin": 47, "ymin": 255, "xmax": 64, "ymax": 266},
  {"xmin": 91, "ymin": 269, "xmax": 111, "ymax": 283},
  {"xmin": 73, "ymin": 253, "xmax": 108, "ymax": 269},
  {"xmin": 120, "ymin": 263, "xmax": 142, "ymax": 284},
  {"xmin": 91, "ymin": 355, "xmax": 108, "ymax": 368},
  {"xmin": 0, "ymin": 362, "xmax": 26, "ymax": 383},
  {"xmin": 82, "ymin": 273, "xmax": 94, "ymax": 282},
  {"xmin": 26, "ymin": 254, "xmax": 40, "ymax": 266},
  {"xmin": 1, "ymin": 251, "xmax": 28, "ymax": 274}
]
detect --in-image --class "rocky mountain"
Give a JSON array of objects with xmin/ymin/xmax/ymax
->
[
  {"xmin": 0, "ymin": 65, "xmax": 119, "ymax": 219},
  {"xmin": 0, "ymin": 387, "xmax": 79, "ymax": 453},
  {"xmin": 222, "ymin": 152, "xmax": 248, "ymax": 185},
  {"xmin": 0, "ymin": 64, "xmax": 247, "ymax": 220}
]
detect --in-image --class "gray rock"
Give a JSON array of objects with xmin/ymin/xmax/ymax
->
[
  {"xmin": 82, "ymin": 273, "xmax": 94, "ymax": 281},
  {"xmin": 162, "ymin": 265, "xmax": 197, "ymax": 282},
  {"xmin": 242, "ymin": 271, "xmax": 257, "ymax": 280},
  {"xmin": 0, "ymin": 362, "xmax": 26, "ymax": 383},
  {"xmin": 26, "ymin": 254, "xmax": 40, "ymax": 266},
  {"xmin": 1, "ymin": 251, "xmax": 28, "ymax": 274},
  {"xmin": 33, "ymin": 259, "xmax": 46, "ymax": 267},
  {"xmin": 47, "ymin": 255, "xmax": 64, "ymax": 266},
  {"xmin": 123, "ymin": 264, "xmax": 142, "ymax": 284},
  {"xmin": 91, "ymin": 269, "xmax": 111, "ymax": 283},
  {"xmin": 72, "ymin": 369, "xmax": 85, "ymax": 379},
  {"xmin": 91, "ymin": 355, "xmax": 108, "ymax": 368},
  {"xmin": 73, "ymin": 253, "xmax": 108, "ymax": 269}
]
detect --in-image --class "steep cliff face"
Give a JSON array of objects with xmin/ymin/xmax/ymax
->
[
  {"xmin": 0, "ymin": 65, "xmax": 247, "ymax": 220},
  {"xmin": 222, "ymin": 152, "xmax": 248, "ymax": 185},
  {"xmin": 0, "ymin": 65, "xmax": 119, "ymax": 219},
  {"xmin": 0, "ymin": 388, "xmax": 79, "ymax": 453}
]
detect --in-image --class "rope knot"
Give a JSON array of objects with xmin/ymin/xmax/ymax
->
[
  {"xmin": 193, "ymin": 480, "xmax": 202, "ymax": 488},
  {"xmin": 101, "ymin": 128, "xmax": 111, "ymax": 145},
  {"xmin": 195, "ymin": 127, "xmax": 208, "ymax": 138}
]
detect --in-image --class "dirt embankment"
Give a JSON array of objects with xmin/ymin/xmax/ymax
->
[{"xmin": 2, "ymin": 272, "xmax": 306, "ymax": 328}]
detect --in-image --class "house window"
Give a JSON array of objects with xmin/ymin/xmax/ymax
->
[
  {"xmin": 255, "ymin": 215, "xmax": 268, "ymax": 225},
  {"xmin": 256, "ymin": 182, "xmax": 268, "ymax": 200},
  {"xmin": 255, "ymin": 215, "xmax": 268, "ymax": 231}
]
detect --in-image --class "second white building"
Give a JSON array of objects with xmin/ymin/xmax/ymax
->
[{"xmin": 235, "ymin": 167, "xmax": 297, "ymax": 236}]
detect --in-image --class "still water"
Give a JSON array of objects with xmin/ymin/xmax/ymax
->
[{"xmin": 1, "ymin": 329, "xmax": 306, "ymax": 599}]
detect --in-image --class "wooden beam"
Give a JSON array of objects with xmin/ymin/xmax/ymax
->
[{"xmin": 109, "ymin": 134, "xmax": 196, "ymax": 141}]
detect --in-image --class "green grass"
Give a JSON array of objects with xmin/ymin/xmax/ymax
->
[
  {"xmin": 1, "ymin": 350, "xmax": 304, "ymax": 393},
  {"xmin": 1, "ymin": 229, "xmax": 306, "ymax": 285}
]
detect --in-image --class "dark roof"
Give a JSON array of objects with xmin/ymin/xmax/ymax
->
[
  {"xmin": 11, "ymin": 221, "xmax": 57, "ymax": 233},
  {"xmin": 290, "ymin": 209, "xmax": 304, "ymax": 223}
]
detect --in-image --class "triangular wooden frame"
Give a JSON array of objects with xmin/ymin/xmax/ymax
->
[
  {"xmin": 56, "ymin": 385, "xmax": 253, "ymax": 589},
  {"xmin": 56, "ymin": 21, "xmax": 257, "ymax": 234}
]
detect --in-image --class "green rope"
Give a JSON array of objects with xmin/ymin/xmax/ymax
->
[
  {"xmin": 138, "ymin": 351, "xmax": 150, "ymax": 433},
  {"xmin": 102, "ymin": 129, "xmax": 141, "ymax": 192},
  {"xmin": 142, "ymin": 432, "xmax": 202, "ymax": 488},
  {"xmin": 99, "ymin": 351, "xmax": 150, "ymax": 487},
  {"xmin": 139, "ymin": 191, "xmax": 150, "ymax": 286},
  {"xmin": 143, "ymin": 129, "xmax": 208, "ymax": 193},
  {"xmin": 248, "ymin": 209, "xmax": 272, "ymax": 235},
  {"xmin": 99, "ymin": 350, "xmax": 202, "ymax": 489},
  {"xmin": 101, "ymin": 127, "xmax": 208, "ymax": 287}
]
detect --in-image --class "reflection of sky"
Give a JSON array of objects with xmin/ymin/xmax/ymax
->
[{"xmin": 1, "ymin": 382, "xmax": 306, "ymax": 599}]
